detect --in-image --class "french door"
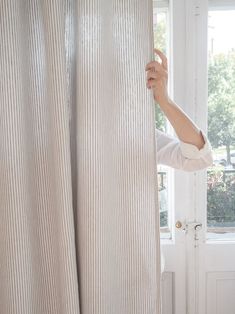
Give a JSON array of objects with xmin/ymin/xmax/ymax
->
[{"xmin": 157, "ymin": 1, "xmax": 235, "ymax": 313}]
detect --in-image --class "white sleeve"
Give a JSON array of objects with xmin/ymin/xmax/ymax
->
[{"xmin": 155, "ymin": 128, "xmax": 213, "ymax": 171}]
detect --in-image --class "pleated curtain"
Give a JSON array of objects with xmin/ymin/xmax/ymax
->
[{"xmin": 0, "ymin": 0, "xmax": 162, "ymax": 313}]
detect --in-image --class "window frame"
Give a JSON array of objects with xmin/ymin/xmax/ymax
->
[
  {"xmin": 156, "ymin": 0, "xmax": 235, "ymax": 242},
  {"xmin": 153, "ymin": 1, "xmax": 175, "ymax": 239},
  {"xmin": 209, "ymin": 0, "xmax": 235, "ymax": 10},
  {"xmin": 206, "ymin": 2, "xmax": 235, "ymax": 237}
]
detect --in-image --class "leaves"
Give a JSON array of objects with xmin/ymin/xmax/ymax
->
[
  {"xmin": 207, "ymin": 169, "xmax": 235, "ymax": 225},
  {"xmin": 208, "ymin": 51, "xmax": 235, "ymax": 151}
]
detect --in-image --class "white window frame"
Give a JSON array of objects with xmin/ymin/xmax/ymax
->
[
  {"xmin": 156, "ymin": 0, "xmax": 235, "ymax": 243},
  {"xmin": 153, "ymin": 1, "xmax": 175, "ymax": 239},
  {"xmin": 209, "ymin": 0, "xmax": 235, "ymax": 10},
  {"xmin": 160, "ymin": 0, "xmax": 209, "ymax": 245},
  {"xmin": 206, "ymin": 0, "xmax": 235, "ymax": 238}
]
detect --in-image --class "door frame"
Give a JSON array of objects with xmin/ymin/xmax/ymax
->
[
  {"xmin": 195, "ymin": 1, "xmax": 235, "ymax": 314},
  {"xmin": 160, "ymin": 1, "xmax": 199, "ymax": 314},
  {"xmin": 161, "ymin": 1, "xmax": 235, "ymax": 313}
]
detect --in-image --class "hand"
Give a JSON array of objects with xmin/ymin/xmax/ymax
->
[{"xmin": 145, "ymin": 49, "xmax": 169, "ymax": 105}]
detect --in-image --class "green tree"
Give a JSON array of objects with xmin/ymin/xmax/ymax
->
[
  {"xmin": 208, "ymin": 51, "xmax": 235, "ymax": 164},
  {"xmin": 207, "ymin": 169, "xmax": 235, "ymax": 226}
]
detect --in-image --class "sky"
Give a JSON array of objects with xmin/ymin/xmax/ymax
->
[{"xmin": 208, "ymin": 10, "xmax": 235, "ymax": 54}]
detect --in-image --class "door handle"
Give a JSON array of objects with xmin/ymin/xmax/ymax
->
[{"xmin": 175, "ymin": 220, "xmax": 202, "ymax": 233}]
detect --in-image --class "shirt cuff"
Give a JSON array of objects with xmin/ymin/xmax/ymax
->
[{"xmin": 179, "ymin": 130, "xmax": 212, "ymax": 159}]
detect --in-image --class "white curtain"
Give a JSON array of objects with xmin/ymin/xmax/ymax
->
[{"xmin": 0, "ymin": 1, "xmax": 162, "ymax": 313}]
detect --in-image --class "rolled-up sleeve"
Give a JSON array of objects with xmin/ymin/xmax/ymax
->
[{"xmin": 155, "ymin": 128, "xmax": 213, "ymax": 171}]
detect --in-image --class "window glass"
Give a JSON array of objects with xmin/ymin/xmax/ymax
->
[
  {"xmin": 153, "ymin": 3, "xmax": 172, "ymax": 239},
  {"xmin": 207, "ymin": 10, "xmax": 235, "ymax": 240}
]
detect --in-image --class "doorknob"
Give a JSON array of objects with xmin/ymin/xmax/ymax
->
[
  {"xmin": 175, "ymin": 220, "xmax": 187, "ymax": 233},
  {"xmin": 175, "ymin": 221, "xmax": 183, "ymax": 229}
]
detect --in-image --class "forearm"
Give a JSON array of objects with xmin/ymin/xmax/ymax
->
[
  {"xmin": 146, "ymin": 49, "xmax": 206, "ymax": 150},
  {"xmin": 158, "ymin": 97, "xmax": 205, "ymax": 150}
]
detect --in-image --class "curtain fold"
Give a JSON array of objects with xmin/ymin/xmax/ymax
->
[{"xmin": 0, "ymin": 1, "xmax": 162, "ymax": 313}]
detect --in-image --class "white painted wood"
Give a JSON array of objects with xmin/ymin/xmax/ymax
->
[
  {"xmin": 209, "ymin": 0, "xmax": 235, "ymax": 10},
  {"xmin": 161, "ymin": 1, "xmax": 188, "ymax": 314},
  {"xmin": 160, "ymin": 1, "xmax": 235, "ymax": 314},
  {"xmin": 207, "ymin": 272, "xmax": 235, "ymax": 314},
  {"xmin": 161, "ymin": 272, "xmax": 174, "ymax": 314},
  {"xmin": 193, "ymin": 1, "xmax": 235, "ymax": 314}
]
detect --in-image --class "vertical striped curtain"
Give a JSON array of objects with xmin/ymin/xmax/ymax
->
[{"xmin": 0, "ymin": 0, "xmax": 162, "ymax": 313}]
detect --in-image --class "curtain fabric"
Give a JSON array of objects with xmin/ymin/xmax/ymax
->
[{"xmin": 0, "ymin": 1, "xmax": 162, "ymax": 313}]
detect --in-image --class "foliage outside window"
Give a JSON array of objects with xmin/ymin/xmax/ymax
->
[{"xmin": 207, "ymin": 10, "xmax": 235, "ymax": 232}]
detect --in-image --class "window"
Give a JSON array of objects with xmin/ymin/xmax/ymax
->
[
  {"xmin": 153, "ymin": 0, "xmax": 172, "ymax": 239},
  {"xmin": 207, "ymin": 8, "xmax": 235, "ymax": 240}
]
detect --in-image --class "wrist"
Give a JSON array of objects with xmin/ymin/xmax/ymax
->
[{"xmin": 156, "ymin": 95, "xmax": 173, "ymax": 107}]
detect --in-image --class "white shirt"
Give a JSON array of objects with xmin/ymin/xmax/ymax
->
[{"xmin": 155, "ymin": 128, "xmax": 213, "ymax": 171}]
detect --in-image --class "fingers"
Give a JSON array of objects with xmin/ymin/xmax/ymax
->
[
  {"xmin": 145, "ymin": 60, "xmax": 162, "ymax": 72},
  {"xmin": 146, "ymin": 78, "xmax": 158, "ymax": 89},
  {"xmin": 145, "ymin": 50, "xmax": 168, "ymax": 72},
  {"xmin": 146, "ymin": 69, "xmax": 167, "ymax": 80},
  {"xmin": 146, "ymin": 70, "xmax": 167, "ymax": 80},
  {"xmin": 146, "ymin": 70, "xmax": 159, "ymax": 80},
  {"xmin": 145, "ymin": 49, "xmax": 168, "ymax": 90},
  {"xmin": 154, "ymin": 49, "xmax": 168, "ymax": 70}
]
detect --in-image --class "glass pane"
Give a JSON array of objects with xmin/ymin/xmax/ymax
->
[
  {"xmin": 153, "ymin": 4, "xmax": 172, "ymax": 239},
  {"xmin": 153, "ymin": 8, "xmax": 168, "ymax": 133},
  {"xmin": 207, "ymin": 10, "xmax": 235, "ymax": 240}
]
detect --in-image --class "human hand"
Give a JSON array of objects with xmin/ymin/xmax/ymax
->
[{"xmin": 145, "ymin": 49, "xmax": 169, "ymax": 105}]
